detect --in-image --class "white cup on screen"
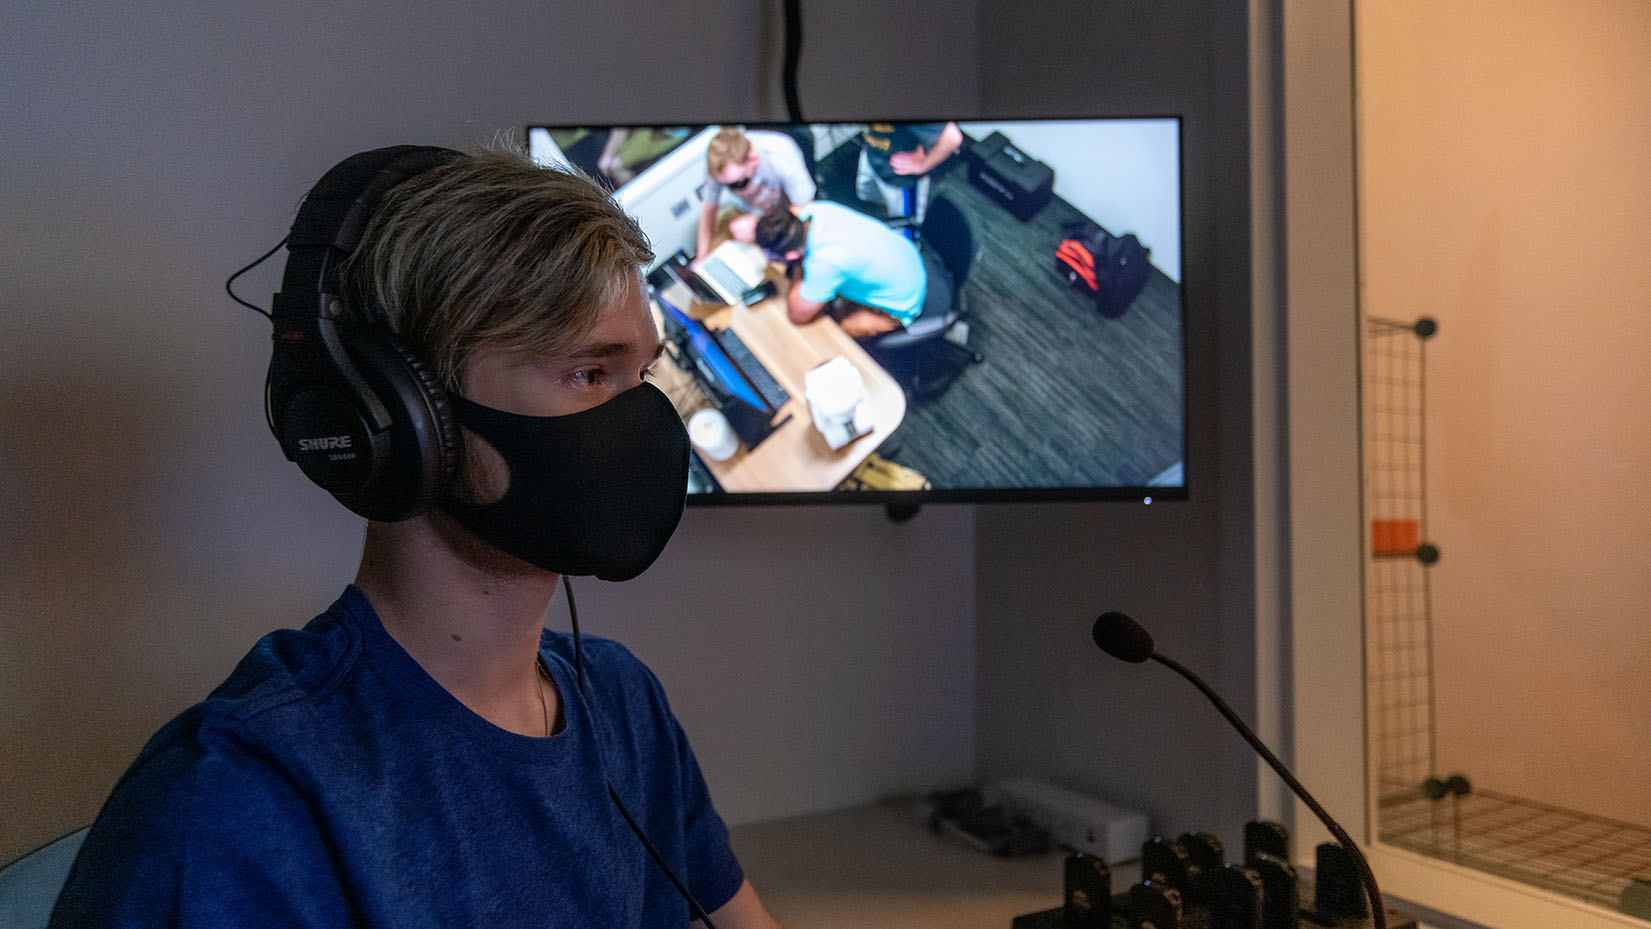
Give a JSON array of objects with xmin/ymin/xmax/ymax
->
[{"xmin": 688, "ymin": 408, "xmax": 739, "ymax": 461}]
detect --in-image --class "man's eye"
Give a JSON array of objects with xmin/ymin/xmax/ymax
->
[{"xmin": 571, "ymin": 368, "xmax": 606, "ymax": 387}]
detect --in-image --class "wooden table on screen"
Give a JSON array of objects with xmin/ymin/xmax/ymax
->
[{"xmin": 660, "ymin": 275, "xmax": 906, "ymax": 494}]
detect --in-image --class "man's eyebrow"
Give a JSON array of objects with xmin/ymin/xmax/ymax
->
[{"xmin": 564, "ymin": 339, "xmax": 668, "ymax": 362}]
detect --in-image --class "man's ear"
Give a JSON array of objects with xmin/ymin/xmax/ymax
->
[{"xmin": 785, "ymin": 249, "xmax": 803, "ymax": 262}]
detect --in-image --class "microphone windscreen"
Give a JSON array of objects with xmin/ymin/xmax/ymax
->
[{"xmin": 1093, "ymin": 611, "xmax": 1155, "ymax": 663}]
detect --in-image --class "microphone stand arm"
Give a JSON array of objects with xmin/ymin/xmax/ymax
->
[{"xmin": 1151, "ymin": 652, "xmax": 1388, "ymax": 929}]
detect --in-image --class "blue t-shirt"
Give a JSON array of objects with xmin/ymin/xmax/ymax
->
[
  {"xmin": 49, "ymin": 587, "xmax": 744, "ymax": 928},
  {"xmin": 796, "ymin": 201, "xmax": 927, "ymax": 325}
]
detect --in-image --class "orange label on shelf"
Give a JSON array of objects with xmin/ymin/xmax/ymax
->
[{"xmin": 1372, "ymin": 519, "xmax": 1420, "ymax": 555}]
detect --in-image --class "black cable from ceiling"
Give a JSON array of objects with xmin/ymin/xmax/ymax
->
[{"xmin": 781, "ymin": 0, "xmax": 804, "ymax": 122}]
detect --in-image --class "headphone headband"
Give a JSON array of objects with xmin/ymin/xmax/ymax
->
[{"xmin": 272, "ymin": 145, "xmax": 462, "ymax": 324}]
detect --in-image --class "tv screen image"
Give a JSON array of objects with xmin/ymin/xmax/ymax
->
[{"xmin": 527, "ymin": 119, "xmax": 1185, "ymax": 505}]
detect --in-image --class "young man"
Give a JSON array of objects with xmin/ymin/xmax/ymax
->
[
  {"xmin": 753, "ymin": 197, "xmax": 933, "ymax": 340},
  {"xmin": 695, "ymin": 127, "xmax": 815, "ymax": 261},
  {"xmin": 856, "ymin": 121, "xmax": 964, "ymax": 226},
  {"xmin": 49, "ymin": 147, "xmax": 783, "ymax": 929}
]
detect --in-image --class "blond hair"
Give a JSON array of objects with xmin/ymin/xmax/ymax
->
[
  {"xmin": 704, "ymin": 127, "xmax": 753, "ymax": 178},
  {"xmin": 339, "ymin": 145, "xmax": 653, "ymax": 391}
]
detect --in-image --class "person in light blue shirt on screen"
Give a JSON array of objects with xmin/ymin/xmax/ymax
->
[{"xmin": 750, "ymin": 197, "xmax": 928, "ymax": 339}]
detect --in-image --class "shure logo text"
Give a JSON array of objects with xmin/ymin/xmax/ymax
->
[{"xmin": 298, "ymin": 435, "xmax": 353, "ymax": 452}]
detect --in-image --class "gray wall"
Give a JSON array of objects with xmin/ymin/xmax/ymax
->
[
  {"xmin": 972, "ymin": 1, "xmax": 1261, "ymax": 843},
  {"xmin": 3, "ymin": 0, "xmax": 1267, "ymax": 870},
  {"xmin": 0, "ymin": 0, "xmax": 983, "ymax": 860}
]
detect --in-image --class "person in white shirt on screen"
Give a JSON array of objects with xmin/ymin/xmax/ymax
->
[{"xmin": 695, "ymin": 127, "xmax": 815, "ymax": 261}]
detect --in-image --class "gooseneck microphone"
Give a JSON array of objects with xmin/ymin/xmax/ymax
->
[
  {"xmin": 1091, "ymin": 611, "xmax": 1388, "ymax": 929},
  {"xmin": 1092, "ymin": 611, "xmax": 1156, "ymax": 663}
]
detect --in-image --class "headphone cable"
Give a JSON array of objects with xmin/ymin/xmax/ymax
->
[
  {"xmin": 561, "ymin": 576, "xmax": 723, "ymax": 929},
  {"xmin": 225, "ymin": 236, "xmax": 288, "ymax": 320}
]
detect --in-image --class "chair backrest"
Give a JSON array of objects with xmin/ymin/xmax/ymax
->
[
  {"xmin": 0, "ymin": 827, "xmax": 88, "ymax": 929},
  {"xmin": 919, "ymin": 196, "xmax": 974, "ymax": 289},
  {"xmin": 783, "ymin": 125, "xmax": 818, "ymax": 180}
]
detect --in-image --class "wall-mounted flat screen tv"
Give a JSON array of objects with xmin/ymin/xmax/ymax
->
[{"xmin": 527, "ymin": 118, "xmax": 1185, "ymax": 506}]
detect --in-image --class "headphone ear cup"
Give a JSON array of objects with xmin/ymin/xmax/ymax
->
[{"xmin": 330, "ymin": 327, "xmax": 459, "ymax": 521}]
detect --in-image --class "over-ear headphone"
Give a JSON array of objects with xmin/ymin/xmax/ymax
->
[{"xmin": 265, "ymin": 145, "xmax": 464, "ymax": 522}]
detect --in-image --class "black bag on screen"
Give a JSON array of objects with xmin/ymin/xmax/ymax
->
[
  {"xmin": 1056, "ymin": 224, "xmax": 1151, "ymax": 319},
  {"xmin": 968, "ymin": 131, "xmax": 1055, "ymax": 221}
]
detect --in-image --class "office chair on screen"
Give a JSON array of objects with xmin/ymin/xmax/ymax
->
[
  {"xmin": 783, "ymin": 125, "xmax": 819, "ymax": 181},
  {"xmin": 0, "ymin": 827, "xmax": 87, "ymax": 929},
  {"xmin": 863, "ymin": 196, "xmax": 985, "ymax": 399}
]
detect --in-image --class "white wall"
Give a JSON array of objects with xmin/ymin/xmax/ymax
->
[
  {"xmin": 0, "ymin": 0, "xmax": 981, "ymax": 861},
  {"xmin": 1275, "ymin": 0, "xmax": 1368, "ymax": 861},
  {"xmin": 1288, "ymin": 2, "xmax": 1650, "ymax": 927},
  {"xmin": 963, "ymin": 119, "xmax": 1184, "ymax": 282},
  {"xmin": 1359, "ymin": 0, "xmax": 1651, "ymax": 826},
  {"xmin": 612, "ymin": 127, "xmax": 721, "ymax": 269}
]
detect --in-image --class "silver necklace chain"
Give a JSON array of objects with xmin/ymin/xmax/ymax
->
[{"xmin": 534, "ymin": 657, "xmax": 551, "ymax": 738}]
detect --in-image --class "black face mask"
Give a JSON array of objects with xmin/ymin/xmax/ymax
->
[{"xmin": 443, "ymin": 383, "xmax": 689, "ymax": 582}]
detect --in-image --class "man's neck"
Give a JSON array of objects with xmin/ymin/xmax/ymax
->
[{"xmin": 353, "ymin": 512, "xmax": 562, "ymax": 737}]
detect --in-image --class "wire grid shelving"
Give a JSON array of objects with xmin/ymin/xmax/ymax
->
[
  {"xmin": 1363, "ymin": 315, "xmax": 1437, "ymax": 799},
  {"xmin": 1361, "ymin": 316, "xmax": 1651, "ymax": 919},
  {"xmin": 1378, "ymin": 788, "xmax": 1651, "ymax": 912}
]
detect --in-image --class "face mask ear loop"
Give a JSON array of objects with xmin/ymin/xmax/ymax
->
[{"xmin": 560, "ymin": 575, "xmax": 722, "ymax": 929}]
